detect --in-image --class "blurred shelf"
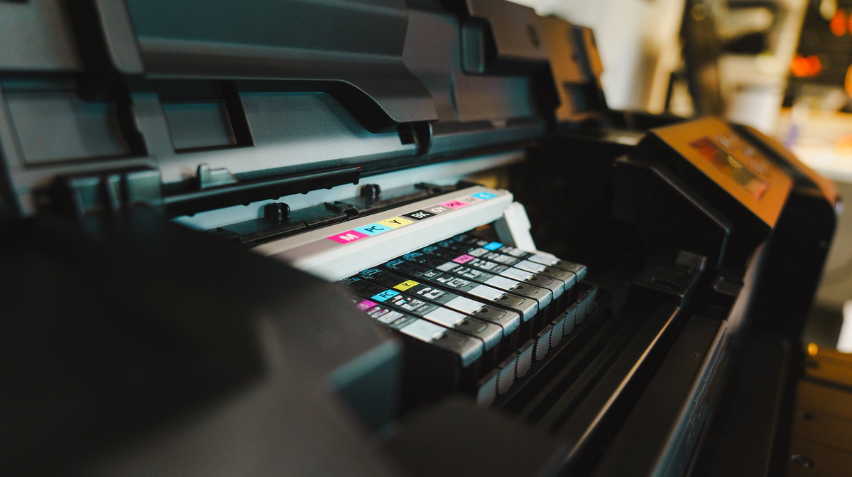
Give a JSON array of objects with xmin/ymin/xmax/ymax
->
[{"xmin": 779, "ymin": 110, "xmax": 852, "ymax": 183}]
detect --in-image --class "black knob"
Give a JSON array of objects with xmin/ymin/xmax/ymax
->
[
  {"xmin": 360, "ymin": 184, "xmax": 381, "ymax": 200},
  {"xmin": 264, "ymin": 202, "xmax": 290, "ymax": 222}
]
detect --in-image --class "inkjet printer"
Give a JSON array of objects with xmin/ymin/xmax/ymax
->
[{"xmin": 0, "ymin": 1, "xmax": 839, "ymax": 476}]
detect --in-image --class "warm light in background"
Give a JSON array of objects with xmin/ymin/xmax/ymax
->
[
  {"xmin": 791, "ymin": 54, "xmax": 823, "ymax": 77},
  {"xmin": 831, "ymin": 9, "xmax": 847, "ymax": 36},
  {"xmin": 837, "ymin": 134, "xmax": 852, "ymax": 154},
  {"xmin": 846, "ymin": 64, "xmax": 852, "ymax": 96}
]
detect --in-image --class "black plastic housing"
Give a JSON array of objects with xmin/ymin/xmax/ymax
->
[{"xmin": 0, "ymin": 2, "xmax": 840, "ymax": 477}]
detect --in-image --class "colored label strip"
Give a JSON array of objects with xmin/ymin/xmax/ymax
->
[{"xmin": 325, "ymin": 191, "xmax": 497, "ymax": 245}]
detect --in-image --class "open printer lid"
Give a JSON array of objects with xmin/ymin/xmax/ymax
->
[
  {"xmin": 1, "ymin": 3, "xmax": 844, "ymax": 477},
  {"xmin": 0, "ymin": 0, "xmax": 607, "ymax": 220}
]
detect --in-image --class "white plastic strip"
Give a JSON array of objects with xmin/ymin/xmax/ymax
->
[
  {"xmin": 494, "ymin": 201, "xmax": 537, "ymax": 252},
  {"xmin": 400, "ymin": 320, "xmax": 445, "ymax": 342},
  {"xmin": 254, "ymin": 186, "xmax": 513, "ymax": 281},
  {"xmin": 445, "ymin": 296, "xmax": 486, "ymax": 314}
]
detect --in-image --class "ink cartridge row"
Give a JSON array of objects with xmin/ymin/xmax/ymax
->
[
  {"xmin": 341, "ymin": 230, "xmax": 597, "ymax": 406},
  {"xmin": 347, "ymin": 297, "xmax": 482, "ymax": 408}
]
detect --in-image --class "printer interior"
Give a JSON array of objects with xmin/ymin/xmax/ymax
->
[{"xmin": 0, "ymin": 1, "xmax": 839, "ymax": 476}]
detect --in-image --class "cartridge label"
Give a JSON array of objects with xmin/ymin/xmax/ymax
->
[
  {"xmin": 424, "ymin": 205, "xmax": 450, "ymax": 215},
  {"xmin": 387, "ymin": 294, "xmax": 433, "ymax": 313},
  {"xmin": 403, "ymin": 210, "xmax": 435, "ymax": 221},
  {"xmin": 354, "ymin": 223, "xmax": 392, "ymax": 236},
  {"xmin": 369, "ymin": 306, "xmax": 404, "ymax": 323},
  {"xmin": 328, "ymin": 230, "xmax": 369, "ymax": 243},
  {"xmin": 468, "ymin": 258, "xmax": 503, "ymax": 271},
  {"xmin": 447, "ymin": 265, "xmax": 489, "ymax": 280},
  {"xmin": 393, "ymin": 280, "xmax": 419, "ymax": 291},
  {"xmin": 453, "ymin": 254, "xmax": 475, "ymax": 264},
  {"xmin": 371, "ymin": 290, "xmax": 400, "ymax": 302},
  {"xmin": 419, "ymin": 269, "xmax": 444, "ymax": 280},
  {"xmin": 481, "ymin": 252, "xmax": 516, "ymax": 264},
  {"xmin": 500, "ymin": 246, "xmax": 529, "ymax": 258},
  {"xmin": 376, "ymin": 310, "xmax": 404, "ymax": 324},
  {"xmin": 377, "ymin": 217, "xmax": 414, "ymax": 229},
  {"xmin": 317, "ymin": 189, "xmax": 505, "ymax": 248},
  {"xmin": 356, "ymin": 299, "xmax": 378, "ymax": 311},
  {"xmin": 433, "ymin": 275, "xmax": 477, "ymax": 290},
  {"xmin": 483, "ymin": 241, "xmax": 504, "ymax": 251},
  {"xmin": 440, "ymin": 200, "xmax": 469, "ymax": 209},
  {"xmin": 411, "ymin": 286, "xmax": 447, "ymax": 300},
  {"xmin": 457, "ymin": 195, "xmax": 482, "ymax": 206}
]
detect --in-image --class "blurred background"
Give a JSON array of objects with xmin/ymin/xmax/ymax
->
[{"xmin": 518, "ymin": 0, "xmax": 852, "ymax": 350}]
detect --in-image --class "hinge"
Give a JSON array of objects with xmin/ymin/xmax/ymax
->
[
  {"xmin": 198, "ymin": 164, "xmax": 239, "ymax": 190},
  {"xmin": 51, "ymin": 168, "xmax": 163, "ymax": 218},
  {"xmin": 397, "ymin": 121, "xmax": 433, "ymax": 156}
]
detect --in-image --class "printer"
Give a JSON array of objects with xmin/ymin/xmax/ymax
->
[{"xmin": 0, "ymin": 1, "xmax": 839, "ymax": 476}]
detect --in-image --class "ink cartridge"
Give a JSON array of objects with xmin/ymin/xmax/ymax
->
[
  {"xmin": 385, "ymin": 258, "xmax": 540, "ymax": 341},
  {"xmin": 418, "ymin": 245, "xmax": 564, "ymax": 323},
  {"xmin": 434, "ymin": 239, "xmax": 577, "ymax": 299},
  {"xmin": 351, "ymin": 298, "xmax": 482, "ymax": 407},
  {"xmin": 357, "ymin": 267, "xmax": 520, "ymax": 357},
  {"xmin": 456, "ymin": 233, "xmax": 588, "ymax": 281},
  {"xmin": 396, "ymin": 252, "xmax": 555, "ymax": 309},
  {"xmin": 341, "ymin": 276, "xmax": 502, "ymax": 369}
]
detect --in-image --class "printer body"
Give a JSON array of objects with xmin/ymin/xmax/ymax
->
[{"xmin": 0, "ymin": 1, "xmax": 838, "ymax": 476}]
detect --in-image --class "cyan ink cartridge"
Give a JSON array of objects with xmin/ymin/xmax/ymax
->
[
  {"xmin": 386, "ymin": 258, "xmax": 540, "ymax": 322},
  {"xmin": 357, "ymin": 267, "xmax": 520, "ymax": 355},
  {"xmin": 341, "ymin": 276, "xmax": 503, "ymax": 368},
  {"xmin": 385, "ymin": 258, "xmax": 540, "ymax": 341}
]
